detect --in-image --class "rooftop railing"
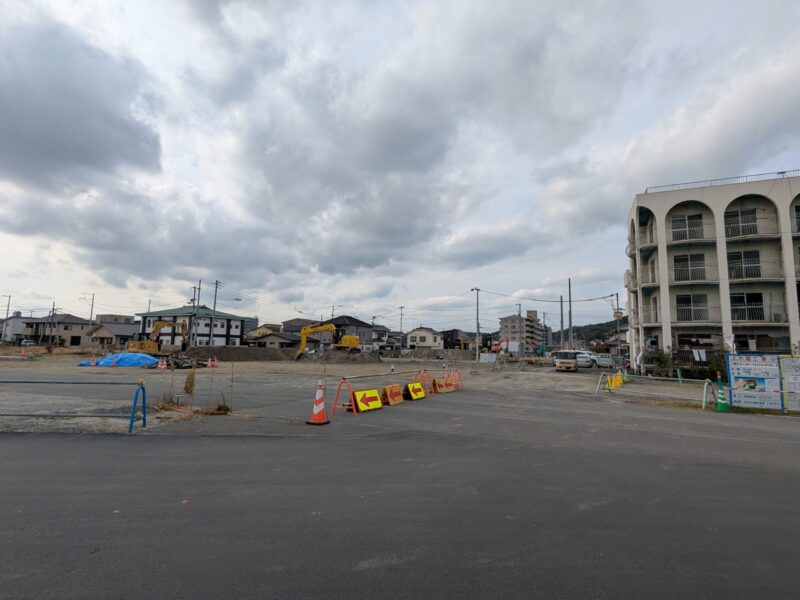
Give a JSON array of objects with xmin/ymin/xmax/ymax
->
[{"xmin": 645, "ymin": 169, "xmax": 800, "ymax": 194}]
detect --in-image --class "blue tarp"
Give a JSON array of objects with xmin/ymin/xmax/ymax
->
[{"xmin": 78, "ymin": 352, "xmax": 159, "ymax": 367}]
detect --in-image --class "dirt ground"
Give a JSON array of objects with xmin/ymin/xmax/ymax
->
[{"xmin": 0, "ymin": 354, "xmax": 711, "ymax": 434}]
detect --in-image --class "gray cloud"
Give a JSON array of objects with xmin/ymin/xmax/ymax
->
[{"xmin": 0, "ymin": 18, "xmax": 160, "ymax": 191}]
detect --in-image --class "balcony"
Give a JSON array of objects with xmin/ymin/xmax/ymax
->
[
  {"xmin": 640, "ymin": 270, "xmax": 659, "ymax": 286},
  {"xmin": 641, "ymin": 306, "xmax": 661, "ymax": 324},
  {"xmin": 669, "ymin": 264, "xmax": 719, "ymax": 284},
  {"xmin": 671, "ymin": 306, "xmax": 722, "ymax": 323},
  {"xmin": 666, "ymin": 223, "xmax": 716, "ymax": 244},
  {"xmin": 626, "ymin": 238, "xmax": 636, "ymax": 257},
  {"xmin": 624, "ymin": 269, "xmax": 638, "ymax": 289},
  {"xmin": 629, "ymin": 308, "xmax": 639, "ymax": 326},
  {"xmin": 638, "ymin": 228, "xmax": 656, "ymax": 247},
  {"xmin": 727, "ymin": 261, "xmax": 784, "ymax": 281},
  {"xmin": 731, "ymin": 305, "xmax": 788, "ymax": 324}
]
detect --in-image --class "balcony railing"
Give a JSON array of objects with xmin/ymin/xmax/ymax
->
[
  {"xmin": 641, "ymin": 306, "xmax": 661, "ymax": 324},
  {"xmin": 645, "ymin": 169, "xmax": 800, "ymax": 194},
  {"xmin": 725, "ymin": 217, "xmax": 779, "ymax": 239},
  {"xmin": 640, "ymin": 270, "xmax": 659, "ymax": 285},
  {"xmin": 731, "ymin": 305, "xmax": 787, "ymax": 323},
  {"xmin": 727, "ymin": 261, "xmax": 784, "ymax": 280},
  {"xmin": 666, "ymin": 223, "xmax": 716, "ymax": 243},
  {"xmin": 669, "ymin": 264, "xmax": 719, "ymax": 283},
  {"xmin": 638, "ymin": 228, "xmax": 656, "ymax": 246},
  {"xmin": 629, "ymin": 308, "xmax": 639, "ymax": 326},
  {"xmin": 626, "ymin": 238, "xmax": 636, "ymax": 256},
  {"xmin": 672, "ymin": 306, "xmax": 722, "ymax": 323}
]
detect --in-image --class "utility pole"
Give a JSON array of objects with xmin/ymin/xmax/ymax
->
[
  {"xmin": 190, "ymin": 285, "xmax": 197, "ymax": 347},
  {"xmin": 397, "ymin": 306, "xmax": 405, "ymax": 333},
  {"xmin": 88, "ymin": 293, "xmax": 95, "ymax": 325},
  {"xmin": 330, "ymin": 305, "xmax": 342, "ymax": 319},
  {"xmin": 516, "ymin": 303, "xmax": 521, "ymax": 317},
  {"xmin": 197, "ymin": 280, "xmax": 202, "ymax": 307},
  {"xmin": 471, "ymin": 288, "xmax": 480, "ymax": 362},
  {"xmin": 1, "ymin": 294, "xmax": 9, "ymax": 342},
  {"xmin": 560, "ymin": 296, "xmax": 564, "ymax": 350},
  {"xmin": 616, "ymin": 292, "xmax": 621, "ymax": 362},
  {"xmin": 212, "ymin": 280, "xmax": 220, "ymax": 312},
  {"xmin": 568, "ymin": 278, "xmax": 573, "ymax": 349},
  {"xmin": 147, "ymin": 299, "xmax": 151, "ymax": 313}
]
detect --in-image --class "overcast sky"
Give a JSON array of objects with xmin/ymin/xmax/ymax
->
[{"xmin": 2, "ymin": 1, "xmax": 800, "ymax": 331}]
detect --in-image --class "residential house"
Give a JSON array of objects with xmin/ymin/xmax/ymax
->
[
  {"xmin": 316, "ymin": 315, "xmax": 374, "ymax": 352},
  {"xmin": 372, "ymin": 324, "xmax": 390, "ymax": 351},
  {"xmin": 136, "ymin": 305, "xmax": 245, "ymax": 347},
  {"xmin": 23, "ymin": 313, "xmax": 92, "ymax": 346},
  {"xmin": 95, "ymin": 314, "xmax": 135, "ymax": 324},
  {"xmin": 85, "ymin": 322, "xmax": 140, "ymax": 350},
  {"xmin": 1, "ymin": 311, "xmax": 27, "ymax": 344},
  {"xmin": 251, "ymin": 331, "xmax": 320, "ymax": 349},
  {"xmin": 406, "ymin": 327, "xmax": 443, "ymax": 350},
  {"xmin": 246, "ymin": 323, "xmax": 280, "ymax": 342},
  {"xmin": 281, "ymin": 318, "xmax": 317, "ymax": 333},
  {"xmin": 442, "ymin": 329, "xmax": 472, "ymax": 350}
]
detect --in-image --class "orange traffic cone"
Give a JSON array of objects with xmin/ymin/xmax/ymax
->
[
  {"xmin": 206, "ymin": 357, "xmax": 213, "ymax": 368},
  {"xmin": 157, "ymin": 357, "xmax": 167, "ymax": 371},
  {"xmin": 89, "ymin": 356, "xmax": 96, "ymax": 367},
  {"xmin": 213, "ymin": 356, "xmax": 219, "ymax": 368},
  {"xmin": 306, "ymin": 381, "xmax": 330, "ymax": 426}
]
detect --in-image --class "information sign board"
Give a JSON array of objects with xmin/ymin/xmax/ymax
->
[{"xmin": 727, "ymin": 354, "xmax": 783, "ymax": 410}]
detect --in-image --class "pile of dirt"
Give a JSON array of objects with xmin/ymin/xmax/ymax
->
[
  {"xmin": 186, "ymin": 347, "xmax": 296, "ymax": 362},
  {"xmin": 309, "ymin": 350, "xmax": 383, "ymax": 363}
]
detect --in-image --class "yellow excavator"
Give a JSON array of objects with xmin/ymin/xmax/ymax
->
[
  {"xmin": 129, "ymin": 321, "xmax": 188, "ymax": 355},
  {"xmin": 295, "ymin": 323, "xmax": 361, "ymax": 359}
]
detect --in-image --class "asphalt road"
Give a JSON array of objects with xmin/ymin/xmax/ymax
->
[{"xmin": 3, "ymin": 383, "xmax": 800, "ymax": 598}]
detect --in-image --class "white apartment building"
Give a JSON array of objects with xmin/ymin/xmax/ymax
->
[
  {"xmin": 498, "ymin": 310, "xmax": 545, "ymax": 353},
  {"xmin": 625, "ymin": 169, "xmax": 800, "ymax": 363}
]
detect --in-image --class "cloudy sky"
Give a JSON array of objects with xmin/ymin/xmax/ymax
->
[{"xmin": 2, "ymin": 1, "xmax": 800, "ymax": 332}]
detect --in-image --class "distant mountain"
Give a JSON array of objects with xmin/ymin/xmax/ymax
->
[{"xmin": 552, "ymin": 317, "xmax": 627, "ymax": 345}]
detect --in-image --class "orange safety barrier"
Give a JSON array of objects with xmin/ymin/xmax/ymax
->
[
  {"xmin": 331, "ymin": 379, "xmax": 384, "ymax": 414},
  {"xmin": 352, "ymin": 388, "xmax": 383, "ymax": 413},
  {"xmin": 444, "ymin": 368, "xmax": 464, "ymax": 390},
  {"xmin": 413, "ymin": 369, "xmax": 435, "ymax": 395},
  {"xmin": 381, "ymin": 384, "xmax": 404, "ymax": 406},
  {"xmin": 432, "ymin": 378, "xmax": 452, "ymax": 393},
  {"xmin": 404, "ymin": 381, "xmax": 426, "ymax": 400}
]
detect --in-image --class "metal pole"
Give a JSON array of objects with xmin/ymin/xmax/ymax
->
[
  {"xmin": 212, "ymin": 280, "xmax": 220, "ymax": 312},
  {"xmin": 1, "ymin": 294, "xmax": 9, "ymax": 342},
  {"xmin": 398, "ymin": 306, "xmax": 404, "ymax": 333},
  {"xmin": 89, "ymin": 293, "xmax": 95, "ymax": 325},
  {"xmin": 615, "ymin": 292, "xmax": 621, "ymax": 362},
  {"xmin": 568, "ymin": 278, "xmax": 573, "ymax": 349},
  {"xmin": 471, "ymin": 288, "xmax": 480, "ymax": 362},
  {"xmin": 560, "ymin": 296, "xmax": 564, "ymax": 350}
]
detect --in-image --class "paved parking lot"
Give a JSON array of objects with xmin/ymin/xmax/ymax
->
[{"xmin": 2, "ymin": 357, "xmax": 800, "ymax": 598}]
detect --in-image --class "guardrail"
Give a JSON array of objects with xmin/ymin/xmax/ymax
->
[{"xmin": 645, "ymin": 169, "xmax": 800, "ymax": 194}]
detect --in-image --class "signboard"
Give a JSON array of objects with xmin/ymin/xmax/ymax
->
[
  {"xmin": 727, "ymin": 354, "xmax": 782, "ymax": 410},
  {"xmin": 479, "ymin": 353, "xmax": 496, "ymax": 363},
  {"xmin": 780, "ymin": 356, "xmax": 800, "ymax": 411}
]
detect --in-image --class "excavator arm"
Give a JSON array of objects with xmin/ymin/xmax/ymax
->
[{"xmin": 296, "ymin": 323, "xmax": 336, "ymax": 359}]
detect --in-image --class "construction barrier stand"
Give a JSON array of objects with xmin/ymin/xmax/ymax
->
[
  {"xmin": 352, "ymin": 389, "xmax": 383, "ymax": 413},
  {"xmin": 404, "ymin": 382, "xmax": 426, "ymax": 400},
  {"xmin": 381, "ymin": 384, "xmax": 404, "ymax": 406}
]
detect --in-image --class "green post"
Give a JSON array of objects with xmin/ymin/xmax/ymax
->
[
  {"xmin": 715, "ymin": 370, "xmax": 730, "ymax": 412},
  {"xmin": 677, "ymin": 368, "xmax": 683, "ymax": 384}
]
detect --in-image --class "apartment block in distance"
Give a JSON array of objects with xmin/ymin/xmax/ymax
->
[{"xmin": 625, "ymin": 169, "xmax": 800, "ymax": 364}]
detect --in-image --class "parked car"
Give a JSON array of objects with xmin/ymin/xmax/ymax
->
[
  {"xmin": 20, "ymin": 340, "xmax": 35, "ymax": 347},
  {"xmin": 594, "ymin": 353, "xmax": 614, "ymax": 369},
  {"xmin": 553, "ymin": 350, "xmax": 578, "ymax": 372},
  {"xmin": 574, "ymin": 351, "xmax": 594, "ymax": 368}
]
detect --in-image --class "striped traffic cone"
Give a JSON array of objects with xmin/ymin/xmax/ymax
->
[{"xmin": 306, "ymin": 381, "xmax": 330, "ymax": 426}]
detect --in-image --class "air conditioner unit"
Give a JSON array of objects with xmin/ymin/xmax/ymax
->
[{"xmin": 772, "ymin": 313, "xmax": 787, "ymax": 323}]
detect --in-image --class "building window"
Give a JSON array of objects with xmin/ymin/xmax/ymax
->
[
  {"xmin": 433, "ymin": 336, "xmax": 438, "ymax": 342},
  {"xmin": 673, "ymin": 254, "xmax": 705, "ymax": 281},
  {"xmin": 728, "ymin": 250, "xmax": 760, "ymax": 279},
  {"xmin": 725, "ymin": 209, "xmax": 757, "ymax": 237},
  {"xmin": 63, "ymin": 325, "xmax": 71, "ymax": 331},
  {"xmin": 731, "ymin": 293, "xmax": 764, "ymax": 321},
  {"xmin": 410, "ymin": 336, "xmax": 417, "ymax": 342},
  {"xmin": 419, "ymin": 336, "xmax": 427, "ymax": 342},
  {"xmin": 147, "ymin": 319, "xmax": 152, "ymax": 328},
  {"xmin": 671, "ymin": 214, "xmax": 703, "ymax": 241},
  {"xmin": 795, "ymin": 205, "xmax": 800, "ymax": 232},
  {"xmin": 233, "ymin": 323, "xmax": 239, "ymax": 330},
  {"xmin": 675, "ymin": 294, "xmax": 708, "ymax": 322}
]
